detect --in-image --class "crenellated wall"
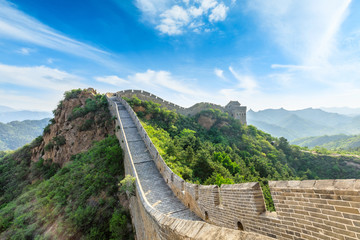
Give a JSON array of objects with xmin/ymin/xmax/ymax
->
[
  {"xmin": 107, "ymin": 92, "xmax": 360, "ymax": 240},
  {"xmin": 114, "ymin": 89, "xmax": 242, "ymax": 120}
]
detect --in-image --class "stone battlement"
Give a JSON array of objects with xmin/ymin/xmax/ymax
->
[
  {"xmin": 108, "ymin": 93, "xmax": 360, "ymax": 240},
  {"xmin": 115, "ymin": 89, "xmax": 247, "ymax": 124}
]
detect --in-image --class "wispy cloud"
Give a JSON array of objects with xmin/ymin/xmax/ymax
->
[
  {"xmin": 96, "ymin": 69, "xmax": 202, "ymax": 96},
  {"xmin": 246, "ymin": 0, "xmax": 360, "ymax": 107},
  {"xmin": 228, "ymin": 66, "xmax": 257, "ymax": 93},
  {"xmin": 247, "ymin": 0, "xmax": 352, "ymax": 65},
  {"xmin": 94, "ymin": 75, "xmax": 129, "ymax": 86},
  {"xmin": 214, "ymin": 68, "xmax": 225, "ymax": 79},
  {"xmin": 0, "ymin": 0, "xmax": 109, "ymax": 62},
  {"xmin": 16, "ymin": 47, "xmax": 34, "ymax": 55},
  {"xmin": 0, "ymin": 63, "xmax": 85, "ymax": 91},
  {"xmin": 0, "ymin": 63, "xmax": 86, "ymax": 111},
  {"xmin": 135, "ymin": 0, "xmax": 232, "ymax": 35}
]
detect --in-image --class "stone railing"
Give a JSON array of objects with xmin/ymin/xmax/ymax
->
[{"xmin": 109, "ymin": 94, "xmax": 360, "ymax": 240}]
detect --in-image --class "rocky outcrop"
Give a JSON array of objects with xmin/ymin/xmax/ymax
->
[{"xmin": 31, "ymin": 89, "xmax": 114, "ymax": 165}]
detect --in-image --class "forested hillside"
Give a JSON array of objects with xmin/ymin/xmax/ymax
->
[
  {"xmin": 125, "ymin": 97, "xmax": 360, "ymax": 211},
  {"xmin": 0, "ymin": 89, "xmax": 133, "ymax": 239},
  {"xmin": 0, "ymin": 118, "xmax": 50, "ymax": 151},
  {"xmin": 293, "ymin": 134, "xmax": 360, "ymax": 152}
]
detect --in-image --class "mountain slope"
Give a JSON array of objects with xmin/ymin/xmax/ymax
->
[
  {"xmin": 292, "ymin": 134, "xmax": 360, "ymax": 151},
  {"xmin": 0, "ymin": 118, "xmax": 50, "ymax": 151},
  {"xmin": 0, "ymin": 110, "xmax": 52, "ymax": 123},
  {"xmin": 0, "ymin": 89, "xmax": 133, "ymax": 239},
  {"xmin": 248, "ymin": 108, "xmax": 359, "ymax": 140}
]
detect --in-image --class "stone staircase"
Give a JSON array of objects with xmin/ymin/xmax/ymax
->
[{"xmin": 114, "ymin": 100, "xmax": 201, "ymax": 221}]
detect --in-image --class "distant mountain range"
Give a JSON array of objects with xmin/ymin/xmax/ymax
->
[
  {"xmin": 292, "ymin": 134, "xmax": 360, "ymax": 150},
  {"xmin": 247, "ymin": 108, "xmax": 360, "ymax": 141},
  {"xmin": 320, "ymin": 107, "xmax": 360, "ymax": 116},
  {"xmin": 0, "ymin": 118, "xmax": 50, "ymax": 151},
  {"xmin": 0, "ymin": 105, "xmax": 52, "ymax": 123}
]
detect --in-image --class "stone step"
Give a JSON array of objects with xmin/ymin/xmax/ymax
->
[{"xmin": 116, "ymin": 98, "xmax": 202, "ymax": 222}]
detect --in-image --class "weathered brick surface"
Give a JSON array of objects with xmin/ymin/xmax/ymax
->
[{"xmin": 108, "ymin": 93, "xmax": 360, "ymax": 240}]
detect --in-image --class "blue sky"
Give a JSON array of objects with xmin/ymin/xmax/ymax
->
[{"xmin": 1, "ymin": 0, "xmax": 360, "ymax": 111}]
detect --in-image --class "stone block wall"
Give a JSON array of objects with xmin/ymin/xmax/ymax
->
[{"xmin": 109, "ymin": 94, "xmax": 360, "ymax": 240}]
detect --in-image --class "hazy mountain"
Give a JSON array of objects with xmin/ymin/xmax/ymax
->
[
  {"xmin": 321, "ymin": 107, "xmax": 360, "ymax": 116},
  {"xmin": 0, "ymin": 105, "xmax": 52, "ymax": 123},
  {"xmin": 0, "ymin": 118, "xmax": 50, "ymax": 150},
  {"xmin": 0, "ymin": 105, "xmax": 15, "ymax": 113},
  {"xmin": 248, "ymin": 108, "xmax": 360, "ymax": 141}
]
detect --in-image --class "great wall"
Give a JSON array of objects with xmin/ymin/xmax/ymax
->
[
  {"xmin": 107, "ymin": 90, "xmax": 360, "ymax": 240},
  {"xmin": 115, "ymin": 89, "xmax": 247, "ymax": 125}
]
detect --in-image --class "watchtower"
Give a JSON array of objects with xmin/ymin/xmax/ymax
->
[{"xmin": 225, "ymin": 101, "xmax": 247, "ymax": 125}]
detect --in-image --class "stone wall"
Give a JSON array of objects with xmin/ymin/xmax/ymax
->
[
  {"xmin": 107, "ymin": 96, "xmax": 269, "ymax": 240},
  {"xmin": 108, "ymin": 93, "xmax": 360, "ymax": 240},
  {"xmin": 115, "ymin": 89, "xmax": 235, "ymax": 118}
]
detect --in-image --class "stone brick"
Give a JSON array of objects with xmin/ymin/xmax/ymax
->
[{"xmin": 335, "ymin": 206, "xmax": 360, "ymax": 214}]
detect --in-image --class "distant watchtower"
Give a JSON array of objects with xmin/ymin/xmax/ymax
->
[{"xmin": 225, "ymin": 101, "xmax": 247, "ymax": 125}]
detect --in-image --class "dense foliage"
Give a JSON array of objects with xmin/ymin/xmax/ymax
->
[
  {"xmin": 0, "ymin": 118, "xmax": 50, "ymax": 151},
  {"xmin": 0, "ymin": 136, "xmax": 133, "ymax": 239},
  {"xmin": 126, "ymin": 97, "xmax": 360, "ymax": 211},
  {"xmin": 293, "ymin": 134, "xmax": 360, "ymax": 154}
]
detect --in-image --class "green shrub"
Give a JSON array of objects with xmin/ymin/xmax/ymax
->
[
  {"xmin": 30, "ymin": 136, "xmax": 43, "ymax": 148},
  {"xmin": 79, "ymin": 119, "xmax": 94, "ymax": 131},
  {"xmin": 119, "ymin": 175, "xmax": 136, "ymax": 196},
  {"xmin": 32, "ymin": 158, "xmax": 60, "ymax": 180},
  {"xmin": 109, "ymin": 210, "xmax": 128, "ymax": 240},
  {"xmin": 64, "ymin": 89, "xmax": 82, "ymax": 100},
  {"xmin": 43, "ymin": 124, "xmax": 51, "ymax": 135},
  {"xmin": 53, "ymin": 136, "xmax": 66, "ymax": 146},
  {"xmin": 44, "ymin": 142, "xmax": 54, "ymax": 152}
]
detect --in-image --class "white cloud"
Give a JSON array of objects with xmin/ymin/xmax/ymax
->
[
  {"xmin": 95, "ymin": 75, "xmax": 129, "ymax": 86},
  {"xmin": 229, "ymin": 66, "xmax": 257, "ymax": 93},
  {"xmin": 134, "ymin": 0, "xmax": 169, "ymax": 21},
  {"xmin": 156, "ymin": 5, "xmax": 190, "ymax": 35},
  {"xmin": 0, "ymin": 0, "xmax": 109, "ymax": 62},
  {"xmin": 271, "ymin": 64, "xmax": 317, "ymax": 71},
  {"xmin": 16, "ymin": 47, "xmax": 34, "ymax": 55},
  {"xmin": 135, "ymin": 0, "xmax": 233, "ymax": 35},
  {"xmin": 0, "ymin": 63, "xmax": 84, "ymax": 91},
  {"xmin": 214, "ymin": 68, "xmax": 225, "ymax": 79},
  {"xmin": 199, "ymin": 0, "xmax": 218, "ymax": 11},
  {"xmin": 209, "ymin": 3, "xmax": 228, "ymax": 22},
  {"xmin": 113, "ymin": 69, "xmax": 201, "ymax": 95},
  {"xmin": 0, "ymin": 63, "xmax": 86, "ymax": 111}
]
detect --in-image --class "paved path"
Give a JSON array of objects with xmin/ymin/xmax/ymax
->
[{"xmin": 114, "ymin": 100, "xmax": 201, "ymax": 221}]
